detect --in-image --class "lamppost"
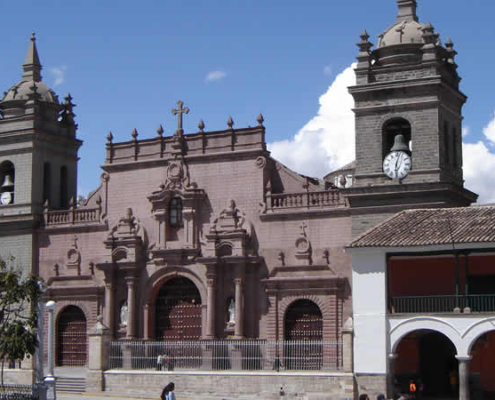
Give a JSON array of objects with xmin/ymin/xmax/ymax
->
[
  {"xmin": 33, "ymin": 282, "xmax": 47, "ymax": 400},
  {"xmin": 44, "ymin": 301, "xmax": 56, "ymax": 400}
]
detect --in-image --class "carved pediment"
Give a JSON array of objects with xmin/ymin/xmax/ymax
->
[
  {"xmin": 105, "ymin": 207, "xmax": 146, "ymax": 264},
  {"xmin": 203, "ymin": 200, "xmax": 254, "ymax": 258}
]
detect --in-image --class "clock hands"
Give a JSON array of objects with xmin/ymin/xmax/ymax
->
[{"xmin": 394, "ymin": 152, "xmax": 403, "ymax": 178}]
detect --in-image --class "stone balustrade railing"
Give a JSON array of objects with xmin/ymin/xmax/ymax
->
[
  {"xmin": 266, "ymin": 189, "xmax": 346, "ymax": 212},
  {"xmin": 44, "ymin": 206, "xmax": 101, "ymax": 226}
]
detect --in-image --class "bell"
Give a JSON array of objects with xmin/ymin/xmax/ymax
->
[
  {"xmin": 390, "ymin": 134, "xmax": 409, "ymax": 152},
  {"xmin": 1, "ymin": 174, "xmax": 13, "ymax": 188}
]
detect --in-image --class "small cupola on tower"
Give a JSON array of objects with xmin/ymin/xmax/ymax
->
[{"xmin": 0, "ymin": 33, "xmax": 61, "ymax": 121}]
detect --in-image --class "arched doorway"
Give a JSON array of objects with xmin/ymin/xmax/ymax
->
[
  {"xmin": 284, "ymin": 299, "xmax": 323, "ymax": 370},
  {"xmin": 154, "ymin": 277, "xmax": 202, "ymax": 340},
  {"xmin": 470, "ymin": 331, "xmax": 495, "ymax": 398},
  {"xmin": 57, "ymin": 306, "xmax": 87, "ymax": 366},
  {"xmin": 394, "ymin": 330, "xmax": 457, "ymax": 397}
]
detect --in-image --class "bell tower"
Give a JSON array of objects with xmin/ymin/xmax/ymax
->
[
  {"xmin": 0, "ymin": 34, "xmax": 81, "ymax": 216},
  {"xmin": 347, "ymin": 0, "xmax": 477, "ymax": 235}
]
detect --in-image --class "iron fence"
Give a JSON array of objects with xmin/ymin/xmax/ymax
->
[
  {"xmin": 0, "ymin": 385, "xmax": 39, "ymax": 400},
  {"xmin": 108, "ymin": 340, "xmax": 342, "ymax": 372},
  {"xmin": 390, "ymin": 294, "xmax": 495, "ymax": 314}
]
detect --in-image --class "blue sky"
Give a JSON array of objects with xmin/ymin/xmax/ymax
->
[{"xmin": 2, "ymin": 1, "xmax": 495, "ymax": 202}]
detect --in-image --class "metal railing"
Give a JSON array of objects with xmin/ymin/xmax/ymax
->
[
  {"xmin": 390, "ymin": 294, "xmax": 495, "ymax": 314},
  {"xmin": 108, "ymin": 340, "xmax": 342, "ymax": 372},
  {"xmin": 0, "ymin": 385, "xmax": 39, "ymax": 400}
]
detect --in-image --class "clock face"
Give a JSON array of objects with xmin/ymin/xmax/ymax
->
[
  {"xmin": 383, "ymin": 151, "xmax": 412, "ymax": 179},
  {"xmin": 0, "ymin": 192, "xmax": 12, "ymax": 205}
]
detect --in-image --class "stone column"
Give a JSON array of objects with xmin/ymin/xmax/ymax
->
[
  {"xmin": 205, "ymin": 273, "xmax": 217, "ymax": 339},
  {"xmin": 342, "ymin": 317, "xmax": 353, "ymax": 373},
  {"xmin": 143, "ymin": 302, "xmax": 151, "ymax": 340},
  {"xmin": 387, "ymin": 353, "xmax": 398, "ymax": 399},
  {"xmin": 234, "ymin": 277, "xmax": 244, "ymax": 338},
  {"xmin": 126, "ymin": 277, "xmax": 137, "ymax": 339},
  {"xmin": 456, "ymin": 355, "xmax": 471, "ymax": 400},
  {"xmin": 104, "ymin": 275, "xmax": 115, "ymax": 336},
  {"xmin": 87, "ymin": 316, "xmax": 111, "ymax": 393}
]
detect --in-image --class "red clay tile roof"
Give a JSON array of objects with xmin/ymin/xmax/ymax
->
[{"xmin": 348, "ymin": 205, "xmax": 495, "ymax": 248}]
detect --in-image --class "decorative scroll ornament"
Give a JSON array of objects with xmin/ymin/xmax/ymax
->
[{"xmin": 163, "ymin": 159, "xmax": 191, "ymax": 190}]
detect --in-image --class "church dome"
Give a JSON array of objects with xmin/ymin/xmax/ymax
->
[
  {"xmin": 0, "ymin": 33, "xmax": 61, "ymax": 120},
  {"xmin": 2, "ymin": 80, "xmax": 59, "ymax": 104},
  {"xmin": 377, "ymin": 19, "xmax": 424, "ymax": 49}
]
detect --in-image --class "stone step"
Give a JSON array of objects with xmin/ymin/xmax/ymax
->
[{"xmin": 56, "ymin": 377, "xmax": 86, "ymax": 393}]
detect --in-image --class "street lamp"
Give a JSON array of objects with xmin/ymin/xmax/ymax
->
[{"xmin": 44, "ymin": 300, "xmax": 56, "ymax": 400}]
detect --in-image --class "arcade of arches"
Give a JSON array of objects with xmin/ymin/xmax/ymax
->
[{"xmin": 393, "ymin": 329, "xmax": 495, "ymax": 399}]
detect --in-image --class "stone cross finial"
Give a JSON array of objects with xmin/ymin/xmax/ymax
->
[
  {"xmin": 300, "ymin": 221, "xmax": 307, "ymax": 237},
  {"xmin": 172, "ymin": 100, "xmax": 189, "ymax": 133}
]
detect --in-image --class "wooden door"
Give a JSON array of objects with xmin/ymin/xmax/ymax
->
[
  {"xmin": 155, "ymin": 277, "xmax": 202, "ymax": 340},
  {"xmin": 284, "ymin": 299, "xmax": 323, "ymax": 370},
  {"xmin": 57, "ymin": 306, "xmax": 87, "ymax": 366}
]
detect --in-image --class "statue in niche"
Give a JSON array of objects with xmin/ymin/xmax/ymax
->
[
  {"xmin": 120, "ymin": 301, "xmax": 128, "ymax": 327},
  {"xmin": 227, "ymin": 298, "xmax": 235, "ymax": 325}
]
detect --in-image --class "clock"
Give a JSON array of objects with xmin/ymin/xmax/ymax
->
[
  {"xmin": 383, "ymin": 151, "xmax": 411, "ymax": 180},
  {"xmin": 0, "ymin": 192, "xmax": 12, "ymax": 205}
]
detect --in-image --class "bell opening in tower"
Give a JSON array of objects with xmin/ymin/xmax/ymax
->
[{"xmin": 383, "ymin": 118, "xmax": 412, "ymax": 159}]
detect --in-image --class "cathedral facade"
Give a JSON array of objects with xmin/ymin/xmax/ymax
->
[{"xmin": 0, "ymin": 1, "xmax": 482, "ymax": 398}]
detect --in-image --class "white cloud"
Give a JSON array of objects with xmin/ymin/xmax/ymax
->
[
  {"xmin": 323, "ymin": 65, "xmax": 332, "ymax": 76},
  {"xmin": 50, "ymin": 65, "xmax": 67, "ymax": 87},
  {"xmin": 463, "ymin": 111, "xmax": 495, "ymax": 204},
  {"xmin": 482, "ymin": 111, "xmax": 495, "ymax": 144},
  {"xmin": 205, "ymin": 70, "xmax": 227, "ymax": 83},
  {"xmin": 462, "ymin": 126, "xmax": 470, "ymax": 137},
  {"xmin": 268, "ymin": 64, "xmax": 356, "ymax": 178}
]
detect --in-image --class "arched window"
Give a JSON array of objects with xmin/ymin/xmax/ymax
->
[
  {"xmin": 43, "ymin": 162, "xmax": 52, "ymax": 205},
  {"xmin": 168, "ymin": 197, "xmax": 182, "ymax": 227},
  {"xmin": 60, "ymin": 166, "xmax": 68, "ymax": 208},
  {"xmin": 443, "ymin": 121, "xmax": 450, "ymax": 165},
  {"xmin": 0, "ymin": 161, "xmax": 15, "ymax": 205},
  {"xmin": 452, "ymin": 126, "xmax": 458, "ymax": 168},
  {"xmin": 382, "ymin": 118, "xmax": 412, "ymax": 159}
]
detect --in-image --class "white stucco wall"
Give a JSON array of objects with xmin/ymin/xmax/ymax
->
[{"xmin": 351, "ymin": 249, "xmax": 388, "ymax": 374}]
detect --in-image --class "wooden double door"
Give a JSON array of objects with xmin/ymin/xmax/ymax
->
[
  {"xmin": 155, "ymin": 277, "xmax": 202, "ymax": 340},
  {"xmin": 57, "ymin": 305, "xmax": 87, "ymax": 366}
]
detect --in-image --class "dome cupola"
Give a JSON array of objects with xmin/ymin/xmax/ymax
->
[{"xmin": 0, "ymin": 33, "xmax": 61, "ymax": 120}]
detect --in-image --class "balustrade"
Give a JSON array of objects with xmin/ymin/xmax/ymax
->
[{"xmin": 267, "ymin": 190, "xmax": 345, "ymax": 212}]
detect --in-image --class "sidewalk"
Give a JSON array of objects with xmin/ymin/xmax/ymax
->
[{"xmin": 58, "ymin": 392, "xmax": 245, "ymax": 400}]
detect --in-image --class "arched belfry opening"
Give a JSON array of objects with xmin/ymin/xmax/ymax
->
[
  {"xmin": 394, "ymin": 330, "xmax": 457, "ymax": 398},
  {"xmin": 0, "ymin": 161, "xmax": 15, "ymax": 205},
  {"xmin": 56, "ymin": 305, "xmax": 87, "ymax": 366},
  {"xmin": 284, "ymin": 299, "xmax": 323, "ymax": 370},
  {"xmin": 154, "ymin": 277, "xmax": 202, "ymax": 340},
  {"xmin": 382, "ymin": 118, "xmax": 412, "ymax": 159}
]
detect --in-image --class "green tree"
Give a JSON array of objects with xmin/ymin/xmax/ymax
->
[{"xmin": 0, "ymin": 257, "xmax": 42, "ymax": 385}]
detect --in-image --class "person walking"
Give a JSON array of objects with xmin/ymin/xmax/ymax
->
[
  {"xmin": 359, "ymin": 394, "xmax": 369, "ymax": 400},
  {"xmin": 409, "ymin": 379, "xmax": 417, "ymax": 399},
  {"xmin": 161, "ymin": 382, "xmax": 176, "ymax": 400}
]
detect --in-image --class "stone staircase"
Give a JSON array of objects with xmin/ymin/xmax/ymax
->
[{"xmin": 56, "ymin": 376, "xmax": 86, "ymax": 393}]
